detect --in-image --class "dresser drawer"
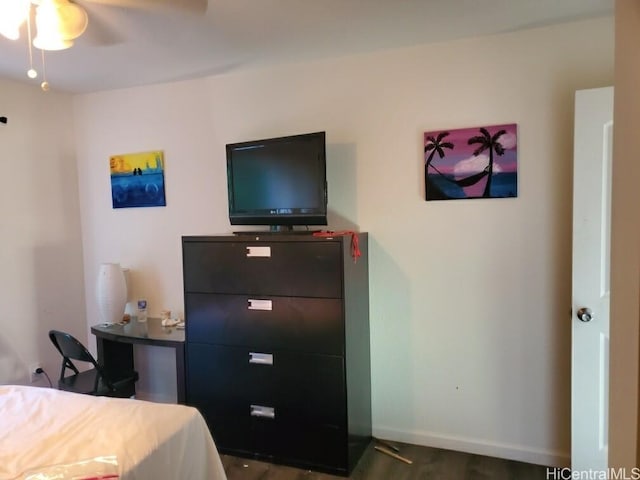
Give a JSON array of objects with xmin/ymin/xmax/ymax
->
[
  {"xmin": 186, "ymin": 293, "xmax": 343, "ymax": 354},
  {"xmin": 244, "ymin": 418, "xmax": 348, "ymax": 472},
  {"xmin": 183, "ymin": 240, "xmax": 343, "ymax": 297},
  {"xmin": 271, "ymin": 421, "xmax": 347, "ymax": 473},
  {"xmin": 205, "ymin": 412, "xmax": 347, "ymax": 471},
  {"xmin": 187, "ymin": 344, "xmax": 347, "ymax": 471},
  {"xmin": 186, "ymin": 344, "xmax": 346, "ymax": 426}
]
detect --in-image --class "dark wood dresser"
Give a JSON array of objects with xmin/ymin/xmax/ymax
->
[{"xmin": 182, "ymin": 233, "xmax": 371, "ymax": 476}]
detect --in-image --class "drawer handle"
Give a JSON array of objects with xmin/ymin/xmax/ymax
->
[
  {"xmin": 246, "ymin": 246, "xmax": 271, "ymax": 258},
  {"xmin": 250, "ymin": 405, "xmax": 275, "ymax": 419},
  {"xmin": 248, "ymin": 299, "xmax": 272, "ymax": 311},
  {"xmin": 249, "ymin": 352, "xmax": 273, "ymax": 365}
]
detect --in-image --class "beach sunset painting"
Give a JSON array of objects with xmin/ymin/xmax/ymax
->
[
  {"xmin": 424, "ymin": 123, "xmax": 518, "ymax": 201},
  {"xmin": 110, "ymin": 150, "xmax": 166, "ymax": 208}
]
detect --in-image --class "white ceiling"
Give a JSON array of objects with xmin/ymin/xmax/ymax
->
[{"xmin": 0, "ymin": 0, "xmax": 613, "ymax": 94}]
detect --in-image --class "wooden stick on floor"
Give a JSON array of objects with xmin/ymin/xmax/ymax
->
[
  {"xmin": 374, "ymin": 445, "xmax": 413, "ymax": 464},
  {"xmin": 374, "ymin": 438, "xmax": 400, "ymax": 452}
]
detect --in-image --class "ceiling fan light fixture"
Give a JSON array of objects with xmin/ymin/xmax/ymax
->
[
  {"xmin": 57, "ymin": 2, "xmax": 88, "ymax": 40},
  {"xmin": 33, "ymin": 0, "xmax": 75, "ymax": 50},
  {"xmin": 0, "ymin": 0, "xmax": 31, "ymax": 40},
  {"xmin": 0, "ymin": 23, "xmax": 22, "ymax": 42},
  {"xmin": 33, "ymin": 34, "xmax": 73, "ymax": 50}
]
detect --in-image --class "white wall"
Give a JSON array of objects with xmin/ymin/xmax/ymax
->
[
  {"xmin": 0, "ymin": 79, "xmax": 85, "ymax": 386},
  {"xmin": 72, "ymin": 16, "xmax": 614, "ymax": 465}
]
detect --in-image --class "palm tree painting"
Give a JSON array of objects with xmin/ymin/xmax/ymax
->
[{"xmin": 424, "ymin": 123, "xmax": 517, "ymax": 201}]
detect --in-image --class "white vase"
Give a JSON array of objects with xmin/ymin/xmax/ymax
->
[{"xmin": 96, "ymin": 263, "xmax": 128, "ymax": 324}]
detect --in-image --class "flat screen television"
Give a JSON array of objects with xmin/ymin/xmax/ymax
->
[{"xmin": 226, "ymin": 131, "xmax": 327, "ymax": 231}]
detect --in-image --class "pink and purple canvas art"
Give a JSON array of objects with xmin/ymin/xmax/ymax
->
[{"xmin": 424, "ymin": 123, "xmax": 517, "ymax": 201}]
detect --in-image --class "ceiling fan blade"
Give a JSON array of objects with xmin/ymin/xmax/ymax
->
[
  {"xmin": 83, "ymin": 0, "xmax": 207, "ymax": 14},
  {"xmin": 76, "ymin": 1, "xmax": 127, "ymax": 46}
]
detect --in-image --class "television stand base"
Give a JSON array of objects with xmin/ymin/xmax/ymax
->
[{"xmin": 233, "ymin": 230, "xmax": 321, "ymax": 236}]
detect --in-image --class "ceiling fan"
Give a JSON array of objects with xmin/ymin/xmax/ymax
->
[
  {"xmin": 0, "ymin": 0, "xmax": 207, "ymax": 90},
  {"xmin": 0, "ymin": 0, "xmax": 207, "ymax": 50}
]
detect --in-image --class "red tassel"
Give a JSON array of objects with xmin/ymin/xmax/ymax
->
[{"xmin": 312, "ymin": 230, "xmax": 361, "ymax": 262}]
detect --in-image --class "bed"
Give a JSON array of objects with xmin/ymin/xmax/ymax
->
[{"xmin": 0, "ymin": 385, "xmax": 227, "ymax": 480}]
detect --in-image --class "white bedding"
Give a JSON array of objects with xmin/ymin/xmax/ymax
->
[{"xmin": 0, "ymin": 385, "xmax": 227, "ymax": 480}]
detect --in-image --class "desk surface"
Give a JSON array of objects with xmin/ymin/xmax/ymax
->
[
  {"xmin": 91, "ymin": 317, "xmax": 186, "ymax": 403},
  {"xmin": 91, "ymin": 317, "xmax": 184, "ymax": 347}
]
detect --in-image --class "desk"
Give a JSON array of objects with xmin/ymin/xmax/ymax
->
[{"xmin": 91, "ymin": 318, "xmax": 185, "ymax": 403}]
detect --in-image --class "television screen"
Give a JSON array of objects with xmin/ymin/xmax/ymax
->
[{"xmin": 226, "ymin": 131, "xmax": 327, "ymax": 230}]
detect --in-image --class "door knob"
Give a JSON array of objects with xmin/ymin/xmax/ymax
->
[{"xmin": 577, "ymin": 307, "xmax": 593, "ymax": 322}]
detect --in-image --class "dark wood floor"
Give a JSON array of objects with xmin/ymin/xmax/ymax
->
[{"xmin": 221, "ymin": 440, "xmax": 551, "ymax": 479}]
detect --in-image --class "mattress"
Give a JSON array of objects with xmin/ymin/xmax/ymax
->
[{"xmin": 0, "ymin": 385, "xmax": 227, "ymax": 480}]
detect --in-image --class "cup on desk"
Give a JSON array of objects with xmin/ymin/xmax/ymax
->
[
  {"xmin": 139, "ymin": 321, "xmax": 149, "ymax": 337},
  {"xmin": 160, "ymin": 309, "xmax": 171, "ymax": 321}
]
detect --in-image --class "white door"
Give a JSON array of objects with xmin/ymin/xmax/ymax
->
[{"xmin": 571, "ymin": 86, "xmax": 613, "ymax": 471}]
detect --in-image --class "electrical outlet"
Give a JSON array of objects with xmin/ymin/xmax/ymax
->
[{"xmin": 30, "ymin": 363, "xmax": 42, "ymax": 383}]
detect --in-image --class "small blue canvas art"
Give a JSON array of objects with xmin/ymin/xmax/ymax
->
[{"xmin": 110, "ymin": 150, "xmax": 166, "ymax": 208}]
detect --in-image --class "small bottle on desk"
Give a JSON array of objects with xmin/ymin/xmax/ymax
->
[{"xmin": 137, "ymin": 299, "xmax": 148, "ymax": 323}]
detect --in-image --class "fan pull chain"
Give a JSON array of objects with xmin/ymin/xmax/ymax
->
[
  {"xmin": 26, "ymin": 6, "xmax": 37, "ymax": 80},
  {"xmin": 40, "ymin": 48, "xmax": 49, "ymax": 92}
]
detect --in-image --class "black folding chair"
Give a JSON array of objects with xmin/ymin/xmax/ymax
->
[{"xmin": 49, "ymin": 329, "xmax": 138, "ymax": 398}]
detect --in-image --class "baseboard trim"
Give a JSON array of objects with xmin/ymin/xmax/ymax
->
[{"xmin": 372, "ymin": 426, "xmax": 569, "ymax": 468}]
